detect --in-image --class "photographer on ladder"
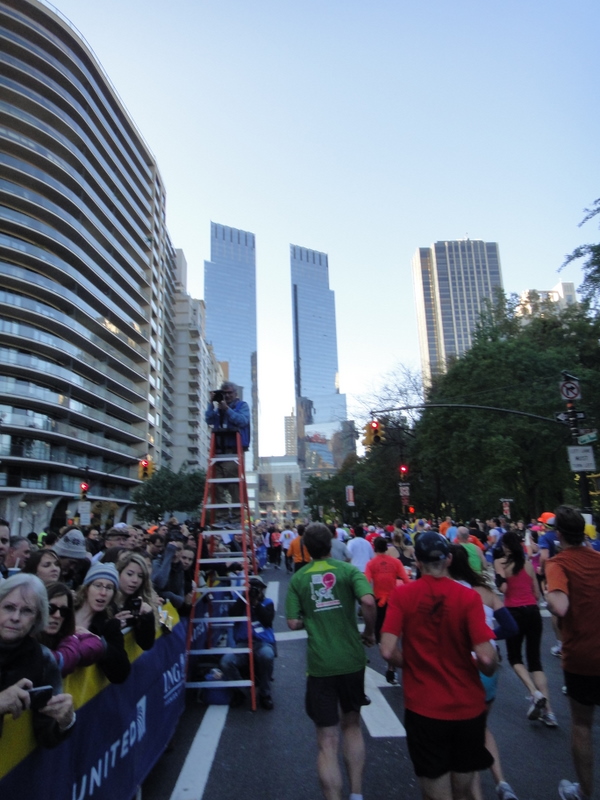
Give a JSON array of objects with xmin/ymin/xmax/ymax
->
[{"xmin": 205, "ymin": 381, "xmax": 250, "ymax": 528}]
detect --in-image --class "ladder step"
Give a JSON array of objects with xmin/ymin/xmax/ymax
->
[
  {"xmin": 196, "ymin": 585, "xmax": 247, "ymax": 593},
  {"xmin": 207, "ymin": 478, "xmax": 240, "ymax": 484},
  {"xmin": 204, "ymin": 503, "xmax": 243, "ymax": 509},
  {"xmin": 200, "ymin": 556, "xmax": 246, "ymax": 563},
  {"xmin": 186, "ymin": 680, "xmax": 253, "ymax": 689},
  {"xmin": 210, "ymin": 455, "xmax": 239, "ymax": 463},
  {"xmin": 194, "ymin": 616, "xmax": 249, "ymax": 623},
  {"xmin": 201, "ymin": 531, "xmax": 243, "ymax": 537},
  {"xmin": 188, "ymin": 647, "xmax": 251, "ymax": 655}
]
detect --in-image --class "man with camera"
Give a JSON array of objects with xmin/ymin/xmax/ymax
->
[
  {"xmin": 205, "ymin": 381, "xmax": 250, "ymax": 528},
  {"xmin": 220, "ymin": 575, "xmax": 276, "ymax": 709}
]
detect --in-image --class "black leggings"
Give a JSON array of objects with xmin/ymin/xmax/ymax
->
[{"xmin": 505, "ymin": 604, "xmax": 543, "ymax": 672}]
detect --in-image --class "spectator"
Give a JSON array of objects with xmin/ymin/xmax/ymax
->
[
  {"xmin": 22, "ymin": 549, "xmax": 61, "ymax": 586},
  {"xmin": 0, "ymin": 573, "xmax": 76, "ymax": 746},
  {"xmin": 37, "ymin": 582, "xmax": 104, "ymax": 676},
  {"xmin": 0, "ymin": 525, "xmax": 14, "ymax": 573},
  {"xmin": 74, "ymin": 563, "xmax": 131, "ymax": 684},
  {"xmin": 151, "ymin": 538, "xmax": 185, "ymax": 609},
  {"xmin": 221, "ymin": 575, "xmax": 276, "ymax": 710},
  {"xmin": 5, "ymin": 535, "xmax": 32, "ymax": 570},
  {"xmin": 52, "ymin": 528, "xmax": 90, "ymax": 589},
  {"xmin": 115, "ymin": 552, "xmax": 157, "ymax": 651}
]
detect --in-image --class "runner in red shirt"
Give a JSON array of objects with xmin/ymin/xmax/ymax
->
[{"xmin": 381, "ymin": 532, "xmax": 497, "ymax": 800}]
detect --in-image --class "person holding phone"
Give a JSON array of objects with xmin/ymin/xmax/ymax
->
[
  {"xmin": 115, "ymin": 552, "xmax": 157, "ymax": 651},
  {"xmin": 0, "ymin": 573, "xmax": 75, "ymax": 747}
]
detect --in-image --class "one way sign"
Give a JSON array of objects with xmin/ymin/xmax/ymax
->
[{"xmin": 555, "ymin": 411, "xmax": 586, "ymax": 424}]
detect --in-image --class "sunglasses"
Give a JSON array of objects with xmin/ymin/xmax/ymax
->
[{"xmin": 48, "ymin": 603, "xmax": 69, "ymax": 618}]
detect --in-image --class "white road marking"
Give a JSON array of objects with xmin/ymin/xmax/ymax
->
[
  {"xmin": 170, "ymin": 705, "xmax": 229, "ymax": 800},
  {"xmin": 266, "ymin": 580, "xmax": 279, "ymax": 610},
  {"xmin": 360, "ymin": 666, "xmax": 406, "ymax": 738}
]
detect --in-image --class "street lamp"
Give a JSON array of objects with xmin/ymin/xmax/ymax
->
[{"xmin": 18, "ymin": 501, "xmax": 27, "ymax": 536}]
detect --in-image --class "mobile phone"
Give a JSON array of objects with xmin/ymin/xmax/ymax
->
[
  {"xmin": 130, "ymin": 597, "xmax": 142, "ymax": 616},
  {"xmin": 28, "ymin": 685, "xmax": 53, "ymax": 711}
]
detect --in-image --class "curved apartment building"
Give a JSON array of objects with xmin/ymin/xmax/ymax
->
[{"xmin": 0, "ymin": 0, "xmax": 176, "ymax": 531}]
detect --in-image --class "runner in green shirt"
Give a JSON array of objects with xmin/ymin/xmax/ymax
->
[{"xmin": 286, "ymin": 523, "xmax": 375, "ymax": 800}]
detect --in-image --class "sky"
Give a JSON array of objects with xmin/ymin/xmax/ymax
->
[{"xmin": 48, "ymin": 0, "xmax": 600, "ymax": 455}]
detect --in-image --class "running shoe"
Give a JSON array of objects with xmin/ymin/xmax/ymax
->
[
  {"xmin": 496, "ymin": 780, "xmax": 518, "ymax": 799},
  {"xmin": 558, "ymin": 779, "xmax": 582, "ymax": 800},
  {"xmin": 385, "ymin": 669, "xmax": 398, "ymax": 685},
  {"xmin": 551, "ymin": 643, "xmax": 563, "ymax": 657},
  {"xmin": 540, "ymin": 710, "xmax": 558, "ymax": 727},
  {"xmin": 527, "ymin": 690, "xmax": 547, "ymax": 720}
]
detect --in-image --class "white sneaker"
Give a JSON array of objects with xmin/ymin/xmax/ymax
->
[
  {"xmin": 551, "ymin": 643, "xmax": 563, "ymax": 657},
  {"xmin": 527, "ymin": 690, "xmax": 547, "ymax": 720},
  {"xmin": 558, "ymin": 779, "xmax": 582, "ymax": 800},
  {"xmin": 496, "ymin": 780, "xmax": 518, "ymax": 799},
  {"xmin": 541, "ymin": 710, "xmax": 559, "ymax": 727}
]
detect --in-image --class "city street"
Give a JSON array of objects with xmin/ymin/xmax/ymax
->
[{"xmin": 141, "ymin": 569, "xmax": 594, "ymax": 800}]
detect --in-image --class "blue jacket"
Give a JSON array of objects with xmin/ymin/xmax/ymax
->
[{"xmin": 205, "ymin": 398, "xmax": 250, "ymax": 450}]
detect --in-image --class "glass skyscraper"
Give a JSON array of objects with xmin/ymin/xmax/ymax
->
[
  {"xmin": 290, "ymin": 245, "xmax": 351, "ymax": 472},
  {"xmin": 413, "ymin": 239, "xmax": 503, "ymax": 384},
  {"xmin": 204, "ymin": 222, "xmax": 258, "ymax": 470}
]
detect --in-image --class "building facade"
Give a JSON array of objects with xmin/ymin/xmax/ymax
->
[
  {"xmin": 413, "ymin": 239, "xmax": 503, "ymax": 384},
  {"xmin": 518, "ymin": 281, "xmax": 577, "ymax": 318},
  {"xmin": 290, "ymin": 245, "xmax": 353, "ymax": 476},
  {"xmin": 204, "ymin": 222, "xmax": 259, "ymax": 473},
  {"xmin": 0, "ymin": 0, "xmax": 177, "ymax": 530}
]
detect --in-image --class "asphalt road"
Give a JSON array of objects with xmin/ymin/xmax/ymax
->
[{"xmin": 142, "ymin": 568, "xmax": 596, "ymax": 800}]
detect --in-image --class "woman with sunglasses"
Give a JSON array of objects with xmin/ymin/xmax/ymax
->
[
  {"xmin": 115, "ymin": 552, "xmax": 157, "ymax": 651},
  {"xmin": 74, "ymin": 563, "xmax": 131, "ymax": 684},
  {"xmin": 37, "ymin": 582, "xmax": 104, "ymax": 676},
  {"xmin": 22, "ymin": 549, "xmax": 61, "ymax": 586}
]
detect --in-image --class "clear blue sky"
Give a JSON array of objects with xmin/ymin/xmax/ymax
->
[{"xmin": 51, "ymin": 0, "xmax": 600, "ymax": 455}]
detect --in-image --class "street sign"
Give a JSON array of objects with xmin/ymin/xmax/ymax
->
[
  {"xmin": 398, "ymin": 483, "xmax": 410, "ymax": 497},
  {"xmin": 555, "ymin": 411, "xmax": 586, "ymax": 424},
  {"xmin": 578, "ymin": 431, "xmax": 598, "ymax": 445},
  {"xmin": 567, "ymin": 446, "xmax": 596, "ymax": 473},
  {"xmin": 345, "ymin": 485, "xmax": 355, "ymax": 506},
  {"xmin": 78, "ymin": 501, "xmax": 91, "ymax": 526},
  {"xmin": 560, "ymin": 379, "xmax": 581, "ymax": 401}
]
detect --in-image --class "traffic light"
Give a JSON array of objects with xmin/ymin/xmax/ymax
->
[
  {"xmin": 79, "ymin": 481, "xmax": 89, "ymax": 500},
  {"xmin": 399, "ymin": 464, "xmax": 409, "ymax": 479},
  {"xmin": 373, "ymin": 420, "xmax": 386, "ymax": 444},
  {"xmin": 139, "ymin": 458, "xmax": 149, "ymax": 481},
  {"xmin": 361, "ymin": 422, "xmax": 375, "ymax": 447},
  {"xmin": 408, "ymin": 505, "xmax": 415, "ymax": 514}
]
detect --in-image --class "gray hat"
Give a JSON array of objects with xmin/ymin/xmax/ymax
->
[
  {"xmin": 53, "ymin": 529, "xmax": 88, "ymax": 559},
  {"xmin": 83, "ymin": 561, "xmax": 119, "ymax": 589}
]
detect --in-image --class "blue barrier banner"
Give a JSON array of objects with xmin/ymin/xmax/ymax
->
[{"xmin": 0, "ymin": 619, "xmax": 187, "ymax": 800}]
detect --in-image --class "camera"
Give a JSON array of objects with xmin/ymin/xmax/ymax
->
[
  {"xmin": 28, "ymin": 685, "xmax": 53, "ymax": 711},
  {"xmin": 212, "ymin": 390, "xmax": 224, "ymax": 403}
]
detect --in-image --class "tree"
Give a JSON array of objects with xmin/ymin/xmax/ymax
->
[
  {"xmin": 562, "ymin": 198, "xmax": 600, "ymax": 309},
  {"xmin": 131, "ymin": 466, "xmax": 206, "ymax": 523}
]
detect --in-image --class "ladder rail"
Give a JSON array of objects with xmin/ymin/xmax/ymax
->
[{"xmin": 185, "ymin": 429, "xmax": 258, "ymax": 711}]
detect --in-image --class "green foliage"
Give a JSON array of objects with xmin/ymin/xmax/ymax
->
[
  {"xmin": 131, "ymin": 465, "xmax": 205, "ymax": 523},
  {"xmin": 562, "ymin": 198, "xmax": 600, "ymax": 309}
]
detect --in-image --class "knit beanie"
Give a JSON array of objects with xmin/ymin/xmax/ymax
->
[
  {"xmin": 53, "ymin": 529, "xmax": 88, "ymax": 559},
  {"xmin": 82, "ymin": 562, "xmax": 119, "ymax": 589}
]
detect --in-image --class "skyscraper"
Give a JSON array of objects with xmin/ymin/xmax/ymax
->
[
  {"xmin": 413, "ymin": 240, "xmax": 503, "ymax": 383},
  {"xmin": 290, "ymin": 245, "xmax": 351, "ymax": 472},
  {"xmin": 204, "ymin": 223, "xmax": 258, "ymax": 471}
]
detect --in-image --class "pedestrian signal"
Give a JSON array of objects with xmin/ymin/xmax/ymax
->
[
  {"xmin": 79, "ymin": 481, "xmax": 89, "ymax": 500},
  {"xmin": 139, "ymin": 458, "xmax": 150, "ymax": 481}
]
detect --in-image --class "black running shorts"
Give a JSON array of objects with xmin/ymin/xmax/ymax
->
[
  {"xmin": 564, "ymin": 671, "xmax": 600, "ymax": 706},
  {"xmin": 305, "ymin": 669, "xmax": 366, "ymax": 727},
  {"xmin": 404, "ymin": 709, "xmax": 493, "ymax": 779}
]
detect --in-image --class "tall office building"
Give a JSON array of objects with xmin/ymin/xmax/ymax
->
[
  {"xmin": 204, "ymin": 223, "xmax": 258, "ymax": 472},
  {"xmin": 290, "ymin": 245, "xmax": 352, "ymax": 473},
  {"xmin": 413, "ymin": 240, "xmax": 503, "ymax": 384},
  {"xmin": 284, "ymin": 411, "xmax": 297, "ymax": 457},
  {"xmin": 0, "ymin": 0, "xmax": 180, "ymax": 530}
]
